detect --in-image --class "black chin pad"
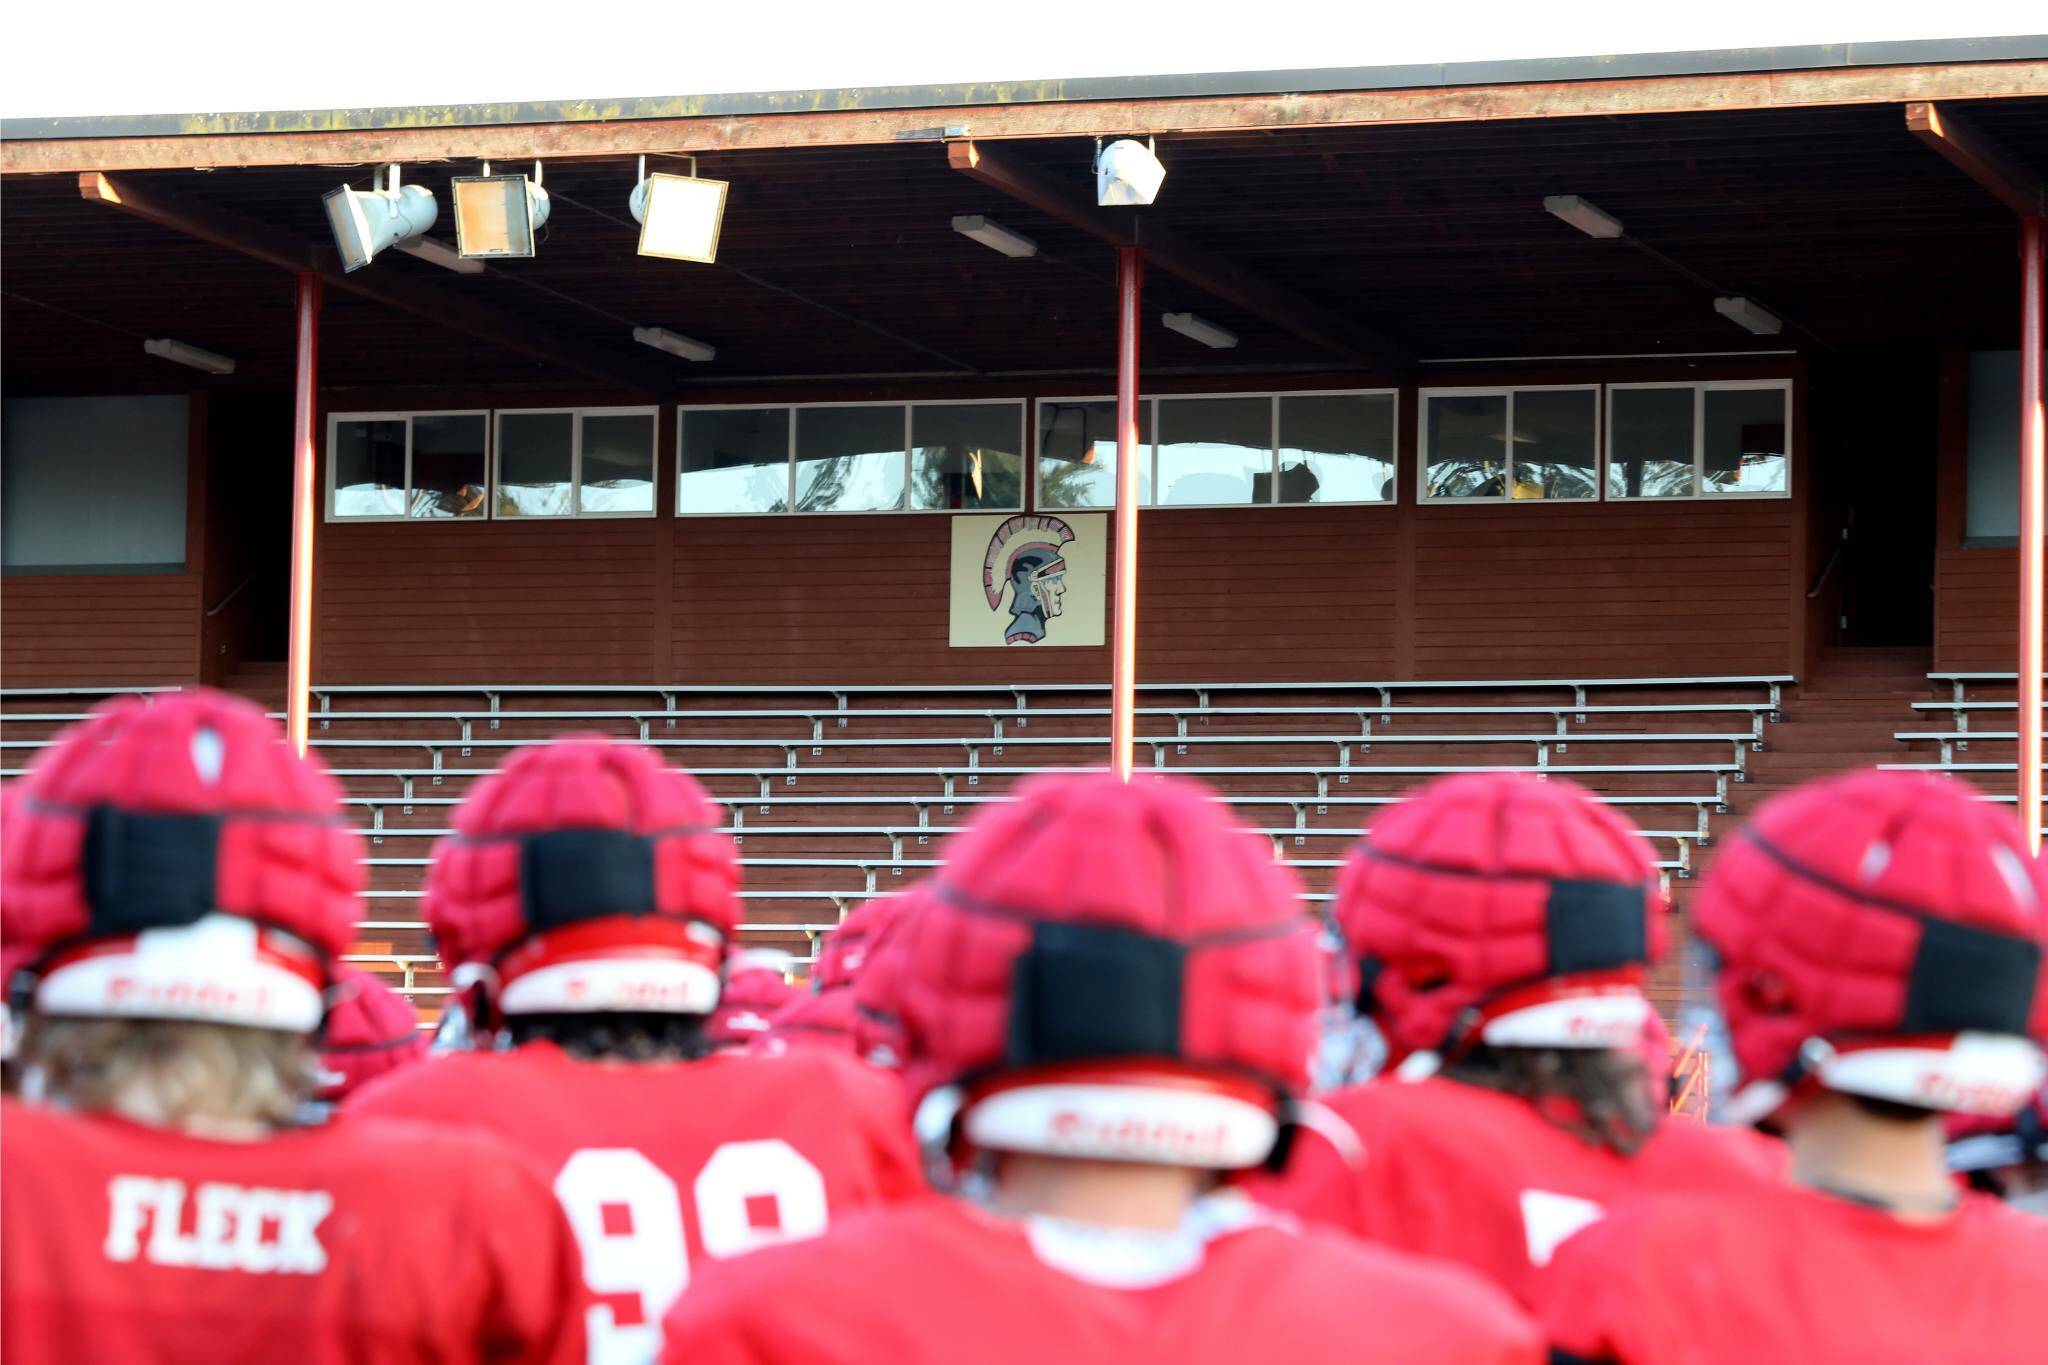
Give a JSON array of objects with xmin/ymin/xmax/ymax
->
[
  {"xmin": 1007, "ymin": 920, "xmax": 1184, "ymax": 1068},
  {"xmin": 521, "ymin": 830, "xmax": 658, "ymax": 930},
  {"xmin": 83, "ymin": 807, "xmax": 222, "ymax": 934},
  {"xmin": 1546, "ymin": 879, "xmax": 1649, "ymax": 975},
  {"xmin": 1903, "ymin": 916, "xmax": 2039, "ymax": 1036}
]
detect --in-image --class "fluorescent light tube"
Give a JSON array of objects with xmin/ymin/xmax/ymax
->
[
  {"xmin": 632, "ymin": 326, "xmax": 717, "ymax": 362},
  {"xmin": 1713, "ymin": 296, "xmax": 1784, "ymax": 336},
  {"xmin": 1543, "ymin": 195, "xmax": 1625, "ymax": 239},
  {"xmin": 1161, "ymin": 312, "xmax": 1238, "ymax": 350},
  {"xmin": 142, "ymin": 338, "xmax": 235, "ymax": 375},
  {"xmin": 951, "ymin": 214, "xmax": 1038, "ymax": 258}
]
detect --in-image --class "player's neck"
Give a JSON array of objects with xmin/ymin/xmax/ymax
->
[
  {"xmin": 987, "ymin": 1154, "xmax": 1207, "ymax": 1232},
  {"xmin": 1783, "ymin": 1091, "xmax": 1957, "ymax": 1221},
  {"xmin": 92, "ymin": 1082, "xmax": 274, "ymax": 1141}
]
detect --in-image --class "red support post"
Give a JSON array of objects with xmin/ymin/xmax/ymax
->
[
  {"xmin": 286, "ymin": 272, "xmax": 321, "ymax": 757},
  {"xmin": 1110, "ymin": 247, "xmax": 1144, "ymax": 781},
  {"xmin": 2021, "ymin": 218, "xmax": 2045, "ymax": 853}
]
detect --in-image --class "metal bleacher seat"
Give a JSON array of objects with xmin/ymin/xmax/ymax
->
[{"xmin": 1, "ymin": 674, "xmax": 1791, "ymax": 1004}]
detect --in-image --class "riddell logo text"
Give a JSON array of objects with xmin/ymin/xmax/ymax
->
[
  {"xmin": 1047, "ymin": 1109, "xmax": 1232, "ymax": 1162},
  {"xmin": 104, "ymin": 1177, "xmax": 332, "ymax": 1274},
  {"xmin": 106, "ymin": 978, "xmax": 275, "ymax": 1013}
]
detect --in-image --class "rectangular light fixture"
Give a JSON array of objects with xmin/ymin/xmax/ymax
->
[
  {"xmin": 951, "ymin": 214, "xmax": 1038, "ymax": 259},
  {"xmin": 1162, "ymin": 312, "xmax": 1238, "ymax": 350},
  {"xmin": 452, "ymin": 172, "xmax": 550, "ymax": 259},
  {"xmin": 397, "ymin": 237, "xmax": 485, "ymax": 275},
  {"xmin": 633, "ymin": 172, "xmax": 729, "ymax": 264},
  {"xmin": 142, "ymin": 338, "xmax": 235, "ymax": 375},
  {"xmin": 1543, "ymin": 194, "xmax": 1625, "ymax": 239},
  {"xmin": 1713, "ymin": 296, "xmax": 1784, "ymax": 336},
  {"xmin": 633, "ymin": 326, "xmax": 717, "ymax": 363}
]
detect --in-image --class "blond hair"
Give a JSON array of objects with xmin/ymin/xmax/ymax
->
[{"xmin": 22, "ymin": 1016, "xmax": 317, "ymax": 1128}]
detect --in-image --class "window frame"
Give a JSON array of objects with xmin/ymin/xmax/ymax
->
[
  {"xmin": 495, "ymin": 405, "xmax": 660, "ymax": 521},
  {"xmin": 1603, "ymin": 379, "xmax": 1793, "ymax": 502},
  {"xmin": 1415, "ymin": 384, "xmax": 1602, "ymax": 505},
  {"xmin": 325, "ymin": 409, "xmax": 492, "ymax": 524},
  {"xmin": 1034, "ymin": 388, "xmax": 1401, "ymax": 512},
  {"xmin": 675, "ymin": 398, "xmax": 1027, "ymax": 517}
]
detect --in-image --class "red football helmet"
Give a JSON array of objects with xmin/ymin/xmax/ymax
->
[
  {"xmin": 316, "ymin": 965, "xmax": 429, "ymax": 1103},
  {"xmin": 852, "ymin": 887, "xmax": 928, "ymax": 1070},
  {"xmin": 705, "ymin": 951, "xmax": 801, "ymax": 1052},
  {"xmin": 1697, "ymin": 769, "xmax": 2048, "ymax": 1122},
  {"xmin": 424, "ymin": 737, "xmax": 739, "ymax": 1018},
  {"xmin": 1, "ymin": 690, "xmax": 361, "ymax": 1033},
  {"xmin": 754, "ymin": 987, "xmax": 860, "ymax": 1057},
  {"xmin": 1335, "ymin": 772, "xmax": 1665, "ymax": 1070},
  {"xmin": 894, "ymin": 771, "xmax": 1320, "ymax": 1171}
]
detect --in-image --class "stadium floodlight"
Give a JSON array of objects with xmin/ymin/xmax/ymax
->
[
  {"xmin": 323, "ymin": 164, "xmax": 439, "ymax": 273},
  {"xmin": 1096, "ymin": 138, "xmax": 1166, "ymax": 207},
  {"xmin": 1543, "ymin": 195, "xmax": 1625, "ymax": 240},
  {"xmin": 452, "ymin": 162, "xmax": 552, "ymax": 260},
  {"xmin": 632, "ymin": 326, "xmax": 717, "ymax": 363},
  {"xmin": 951, "ymin": 214, "xmax": 1039, "ymax": 259},
  {"xmin": 1161, "ymin": 312, "xmax": 1238, "ymax": 350},
  {"xmin": 396, "ymin": 237, "xmax": 485, "ymax": 275},
  {"xmin": 630, "ymin": 156, "xmax": 729, "ymax": 264},
  {"xmin": 142, "ymin": 338, "xmax": 235, "ymax": 375},
  {"xmin": 1714, "ymin": 296, "xmax": 1784, "ymax": 336}
]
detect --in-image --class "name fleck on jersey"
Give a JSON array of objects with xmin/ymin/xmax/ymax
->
[{"xmin": 104, "ymin": 1177, "xmax": 333, "ymax": 1275}]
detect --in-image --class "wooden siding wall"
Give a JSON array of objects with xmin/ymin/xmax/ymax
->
[
  {"xmin": 1933, "ymin": 348, "xmax": 2035, "ymax": 671},
  {"xmin": 312, "ymin": 366, "xmax": 1803, "ymax": 686},
  {"xmin": 0, "ymin": 395, "xmax": 207, "ymax": 688}
]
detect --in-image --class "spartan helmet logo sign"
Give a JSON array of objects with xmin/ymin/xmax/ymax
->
[{"xmin": 983, "ymin": 514, "xmax": 1076, "ymax": 645}]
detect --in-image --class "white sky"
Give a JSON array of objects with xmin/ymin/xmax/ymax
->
[{"xmin": 4, "ymin": 0, "xmax": 2041, "ymax": 121}]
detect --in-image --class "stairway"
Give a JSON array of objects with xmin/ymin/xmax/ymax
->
[
  {"xmin": 223, "ymin": 660, "xmax": 287, "ymax": 710},
  {"xmin": 1658, "ymin": 647, "xmax": 1932, "ymax": 1017},
  {"xmin": 1731, "ymin": 646, "xmax": 1933, "ymax": 816}
]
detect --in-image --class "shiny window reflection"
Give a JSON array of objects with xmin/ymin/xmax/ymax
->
[
  {"xmin": 332, "ymin": 419, "xmax": 406, "ymax": 518},
  {"xmin": 1277, "ymin": 394, "xmax": 1396, "ymax": 503},
  {"xmin": 680, "ymin": 408, "xmax": 790, "ymax": 514},
  {"xmin": 581, "ymin": 413, "xmax": 656, "ymax": 514},
  {"xmin": 911, "ymin": 404, "xmax": 1023, "ymax": 511},
  {"xmin": 1704, "ymin": 388, "xmax": 1789, "ymax": 494},
  {"xmin": 1609, "ymin": 388, "xmax": 1698, "ymax": 498},
  {"xmin": 497, "ymin": 413, "xmax": 574, "ymax": 517},
  {"xmin": 1036, "ymin": 400, "xmax": 1152, "ymax": 509},
  {"xmin": 1157, "ymin": 397, "xmax": 1270, "ymax": 506},
  {"xmin": 794, "ymin": 406, "xmax": 906, "ymax": 512},
  {"xmin": 409, "ymin": 414, "xmax": 488, "ymax": 518}
]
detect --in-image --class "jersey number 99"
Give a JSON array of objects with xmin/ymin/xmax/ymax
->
[{"xmin": 555, "ymin": 1141, "xmax": 829, "ymax": 1365}]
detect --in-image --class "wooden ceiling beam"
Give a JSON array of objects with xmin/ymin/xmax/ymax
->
[
  {"xmin": 79, "ymin": 172, "xmax": 675, "ymax": 395},
  {"xmin": 948, "ymin": 141, "xmax": 1412, "ymax": 372},
  {"xmin": 1905, "ymin": 102, "xmax": 2048, "ymax": 216},
  {"xmin": 11, "ymin": 61, "xmax": 2046, "ymax": 175}
]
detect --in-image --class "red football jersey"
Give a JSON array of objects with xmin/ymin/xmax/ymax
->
[
  {"xmin": 1535, "ymin": 1182, "xmax": 2048, "ymax": 1364},
  {"xmin": 661, "ymin": 1193, "xmax": 1543, "ymax": 1365},
  {"xmin": 0, "ymin": 1097, "xmax": 586, "ymax": 1365},
  {"xmin": 350, "ymin": 1041, "xmax": 923, "ymax": 1364},
  {"xmin": 1257, "ymin": 1075, "xmax": 1786, "ymax": 1305}
]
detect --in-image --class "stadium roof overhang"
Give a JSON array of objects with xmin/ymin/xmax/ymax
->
[{"xmin": 5, "ymin": 41, "xmax": 2048, "ymax": 398}]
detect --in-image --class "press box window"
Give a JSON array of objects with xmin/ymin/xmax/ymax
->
[
  {"xmin": 912, "ymin": 403, "xmax": 1024, "ymax": 511},
  {"xmin": 494, "ymin": 408, "xmax": 657, "ymax": 518},
  {"xmin": 1037, "ymin": 391, "xmax": 1395, "ymax": 510},
  {"xmin": 328, "ymin": 412, "xmax": 488, "ymax": 520},
  {"xmin": 1420, "ymin": 388, "xmax": 1596, "ymax": 501},
  {"xmin": 1607, "ymin": 382, "xmax": 1790, "ymax": 499},
  {"xmin": 679, "ymin": 407, "xmax": 791, "ymax": 514}
]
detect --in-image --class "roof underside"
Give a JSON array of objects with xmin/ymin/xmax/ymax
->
[{"xmin": 6, "ymin": 97, "xmax": 2048, "ymax": 396}]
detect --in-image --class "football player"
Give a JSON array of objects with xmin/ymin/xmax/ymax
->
[
  {"xmin": 704, "ymin": 951, "xmax": 800, "ymax": 1053},
  {"xmin": 660, "ymin": 772, "xmax": 1544, "ymax": 1365},
  {"xmin": 1258, "ymin": 772, "xmax": 1782, "ymax": 1304},
  {"xmin": 1536, "ymin": 770, "xmax": 2048, "ymax": 1362},
  {"xmin": 754, "ymin": 892, "xmax": 903, "ymax": 1057},
  {"xmin": 349, "ymin": 736, "xmax": 924, "ymax": 1365},
  {"xmin": 305, "ymin": 963, "xmax": 429, "ymax": 1116},
  {"xmin": 0, "ymin": 691, "xmax": 587, "ymax": 1364}
]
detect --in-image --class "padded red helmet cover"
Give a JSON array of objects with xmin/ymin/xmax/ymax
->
[
  {"xmin": 1, "ymin": 690, "xmax": 361, "ymax": 967},
  {"xmin": 423, "ymin": 736, "xmax": 739, "ymax": 971},
  {"xmin": 1695, "ymin": 769, "xmax": 2048, "ymax": 1100},
  {"xmin": 1335, "ymin": 772, "xmax": 1665, "ymax": 1062},
  {"xmin": 318, "ymin": 965, "xmax": 428, "ymax": 1102},
  {"xmin": 892, "ymin": 771, "xmax": 1319, "ymax": 1104}
]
